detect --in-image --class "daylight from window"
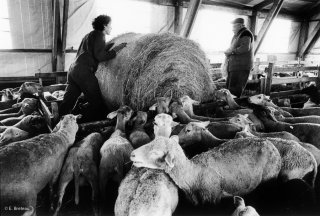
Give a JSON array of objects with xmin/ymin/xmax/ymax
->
[
  {"xmin": 190, "ymin": 9, "xmax": 235, "ymax": 53},
  {"xmin": 0, "ymin": 0, "xmax": 12, "ymax": 49},
  {"xmin": 259, "ymin": 18, "xmax": 291, "ymax": 53}
]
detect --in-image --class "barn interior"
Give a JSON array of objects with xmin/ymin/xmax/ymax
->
[{"xmin": 0, "ymin": 0, "xmax": 320, "ymax": 216}]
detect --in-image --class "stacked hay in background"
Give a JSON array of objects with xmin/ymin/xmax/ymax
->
[{"xmin": 96, "ymin": 32, "xmax": 215, "ymax": 111}]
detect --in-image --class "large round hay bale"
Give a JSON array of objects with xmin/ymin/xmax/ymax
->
[{"xmin": 96, "ymin": 32, "xmax": 215, "ymax": 111}]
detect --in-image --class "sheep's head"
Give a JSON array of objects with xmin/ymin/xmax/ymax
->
[
  {"xmin": 0, "ymin": 88, "xmax": 14, "ymax": 101},
  {"xmin": 107, "ymin": 105, "xmax": 133, "ymax": 123},
  {"xmin": 179, "ymin": 95, "xmax": 200, "ymax": 115},
  {"xmin": 248, "ymin": 94, "xmax": 277, "ymax": 108},
  {"xmin": 0, "ymin": 127, "xmax": 29, "ymax": 146},
  {"xmin": 132, "ymin": 111, "xmax": 148, "ymax": 127},
  {"xmin": 252, "ymin": 105, "xmax": 278, "ymax": 122},
  {"xmin": 231, "ymin": 196, "xmax": 259, "ymax": 216},
  {"xmin": 131, "ymin": 136, "xmax": 179, "ymax": 170},
  {"xmin": 12, "ymin": 98, "xmax": 39, "ymax": 115},
  {"xmin": 149, "ymin": 96, "xmax": 171, "ymax": 114},
  {"xmin": 153, "ymin": 113, "xmax": 179, "ymax": 138},
  {"xmin": 214, "ymin": 89, "xmax": 240, "ymax": 109},
  {"xmin": 53, "ymin": 114, "xmax": 80, "ymax": 134},
  {"xmin": 18, "ymin": 82, "xmax": 43, "ymax": 95},
  {"xmin": 229, "ymin": 114, "xmax": 253, "ymax": 129},
  {"xmin": 27, "ymin": 115, "xmax": 47, "ymax": 132},
  {"xmin": 178, "ymin": 121, "xmax": 210, "ymax": 147}
]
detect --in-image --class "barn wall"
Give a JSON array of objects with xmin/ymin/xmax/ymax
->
[
  {"xmin": 305, "ymin": 13, "xmax": 320, "ymax": 64},
  {"xmin": 0, "ymin": 0, "xmax": 53, "ymax": 77}
]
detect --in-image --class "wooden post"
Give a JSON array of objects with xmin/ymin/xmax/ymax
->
[
  {"xmin": 297, "ymin": 20, "xmax": 309, "ymax": 59},
  {"xmin": 250, "ymin": 11, "xmax": 258, "ymax": 40},
  {"xmin": 179, "ymin": 0, "xmax": 203, "ymax": 38},
  {"xmin": 174, "ymin": 0, "xmax": 183, "ymax": 34},
  {"xmin": 59, "ymin": 0, "xmax": 69, "ymax": 71},
  {"xmin": 298, "ymin": 21, "xmax": 320, "ymax": 58},
  {"xmin": 317, "ymin": 66, "xmax": 320, "ymax": 89},
  {"xmin": 52, "ymin": 0, "xmax": 61, "ymax": 72},
  {"xmin": 265, "ymin": 63, "xmax": 274, "ymax": 95},
  {"xmin": 254, "ymin": 0, "xmax": 285, "ymax": 55}
]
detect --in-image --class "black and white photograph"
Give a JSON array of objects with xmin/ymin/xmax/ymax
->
[{"xmin": 0, "ymin": 0, "xmax": 319, "ymax": 215}]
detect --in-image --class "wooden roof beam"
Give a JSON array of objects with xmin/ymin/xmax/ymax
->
[
  {"xmin": 254, "ymin": 0, "xmax": 285, "ymax": 55},
  {"xmin": 60, "ymin": 0, "xmax": 69, "ymax": 71},
  {"xmin": 298, "ymin": 21, "xmax": 320, "ymax": 58},
  {"xmin": 179, "ymin": 0, "xmax": 203, "ymax": 38},
  {"xmin": 253, "ymin": 0, "xmax": 273, "ymax": 11}
]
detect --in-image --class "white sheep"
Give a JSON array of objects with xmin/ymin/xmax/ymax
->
[
  {"xmin": 179, "ymin": 95, "xmax": 229, "ymax": 122},
  {"xmin": 99, "ymin": 105, "xmax": 134, "ymax": 203},
  {"xmin": 115, "ymin": 113, "xmax": 179, "ymax": 216},
  {"xmin": 249, "ymin": 94, "xmax": 320, "ymax": 117},
  {"xmin": 231, "ymin": 196, "xmax": 259, "ymax": 216},
  {"xmin": 131, "ymin": 136, "xmax": 281, "ymax": 205},
  {"xmin": 0, "ymin": 126, "xmax": 29, "ymax": 147},
  {"xmin": 149, "ymin": 96, "xmax": 171, "ymax": 114},
  {"xmin": 53, "ymin": 132, "xmax": 104, "ymax": 216},
  {"xmin": 230, "ymin": 114, "xmax": 300, "ymax": 142},
  {"xmin": 234, "ymin": 128, "xmax": 317, "ymax": 187},
  {"xmin": 0, "ymin": 114, "xmax": 79, "ymax": 216},
  {"xmin": 253, "ymin": 105, "xmax": 320, "ymax": 149}
]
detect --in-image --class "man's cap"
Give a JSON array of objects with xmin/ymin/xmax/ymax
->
[{"xmin": 231, "ymin": 18, "xmax": 244, "ymax": 24}]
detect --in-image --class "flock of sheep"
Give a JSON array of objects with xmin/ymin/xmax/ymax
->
[{"xmin": 0, "ymin": 82, "xmax": 320, "ymax": 216}]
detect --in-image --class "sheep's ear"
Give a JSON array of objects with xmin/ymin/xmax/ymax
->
[
  {"xmin": 192, "ymin": 99, "xmax": 200, "ymax": 105},
  {"xmin": 230, "ymin": 93, "xmax": 237, "ymax": 99},
  {"xmin": 170, "ymin": 135, "xmax": 179, "ymax": 143},
  {"xmin": 234, "ymin": 196, "xmax": 245, "ymax": 207},
  {"xmin": 107, "ymin": 111, "xmax": 118, "ymax": 119},
  {"xmin": 149, "ymin": 103, "xmax": 157, "ymax": 111},
  {"xmin": 75, "ymin": 114, "xmax": 82, "ymax": 120},
  {"xmin": 12, "ymin": 102, "xmax": 22, "ymax": 108},
  {"xmin": 265, "ymin": 95, "xmax": 270, "ymax": 99},
  {"xmin": 243, "ymin": 114, "xmax": 249, "ymax": 118},
  {"xmin": 172, "ymin": 112, "xmax": 178, "ymax": 119},
  {"xmin": 201, "ymin": 121, "xmax": 210, "ymax": 128},
  {"xmin": 165, "ymin": 96, "xmax": 172, "ymax": 104},
  {"xmin": 171, "ymin": 121, "xmax": 179, "ymax": 128},
  {"xmin": 165, "ymin": 152, "xmax": 174, "ymax": 169}
]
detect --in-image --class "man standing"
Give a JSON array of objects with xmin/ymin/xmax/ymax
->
[{"xmin": 224, "ymin": 18, "xmax": 254, "ymax": 98}]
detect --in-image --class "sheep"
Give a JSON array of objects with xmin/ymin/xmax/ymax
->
[
  {"xmin": 18, "ymin": 82, "xmax": 43, "ymax": 95},
  {"xmin": 231, "ymin": 196, "xmax": 259, "ymax": 216},
  {"xmin": 230, "ymin": 114, "xmax": 300, "ymax": 142},
  {"xmin": 13, "ymin": 114, "xmax": 48, "ymax": 136},
  {"xmin": 131, "ymin": 136, "xmax": 282, "ymax": 205},
  {"xmin": 149, "ymin": 96, "xmax": 171, "ymax": 114},
  {"xmin": 129, "ymin": 111, "xmax": 151, "ymax": 149},
  {"xmin": 53, "ymin": 132, "xmax": 104, "ymax": 216},
  {"xmin": 152, "ymin": 113, "xmax": 179, "ymax": 138},
  {"xmin": 253, "ymin": 105, "xmax": 320, "ymax": 148},
  {"xmin": 179, "ymin": 95, "xmax": 230, "ymax": 122},
  {"xmin": 214, "ymin": 88, "xmax": 242, "ymax": 109},
  {"xmin": 249, "ymin": 94, "xmax": 320, "ymax": 117},
  {"xmin": 270, "ymin": 107, "xmax": 320, "ymax": 124},
  {"xmin": 0, "ymin": 126, "xmax": 29, "ymax": 147},
  {"xmin": 0, "ymin": 98, "xmax": 39, "ymax": 126},
  {"xmin": 177, "ymin": 121, "xmax": 228, "ymax": 157},
  {"xmin": 233, "ymin": 128, "xmax": 317, "ymax": 187},
  {"xmin": 99, "ymin": 105, "xmax": 134, "ymax": 204},
  {"xmin": 300, "ymin": 84, "xmax": 320, "ymax": 108},
  {"xmin": 0, "ymin": 88, "xmax": 14, "ymax": 102},
  {"xmin": 169, "ymin": 101, "xmax": 200, "ymax": 124},
  {"xmin": 114, "ymin": 167, "xmax": 178, "ymax": 216},
  {"xmin": 0, "ymin": 114, "xmax": 79, "ymax": 216},
  {"xmin": 115, "ymin": 113, "xmax": 179, "ymax": 216}
]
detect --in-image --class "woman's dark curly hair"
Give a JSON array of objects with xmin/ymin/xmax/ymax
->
[{"xmin": 92, "ymin": 15, "xmax": 111, "ymax": 31}]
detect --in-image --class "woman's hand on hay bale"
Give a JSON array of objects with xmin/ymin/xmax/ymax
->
[{"xmin": 113, "ymin": 43, "xmax": 127, "ymax": 53}]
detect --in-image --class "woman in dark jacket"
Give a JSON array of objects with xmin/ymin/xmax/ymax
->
[{"xmin": 59, "ymin": 14, "xmax": 126, "ymax": 120}]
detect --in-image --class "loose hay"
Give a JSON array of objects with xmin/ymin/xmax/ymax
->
[{"xmin": 96, "ymin": 32, "xmax": 215, "ymax": 111}]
